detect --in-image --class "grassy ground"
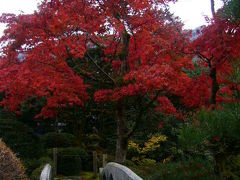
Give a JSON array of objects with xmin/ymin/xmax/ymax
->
[
  {"xmin": 80, "ymin": 172, "xmax": 100, "ymax": 180},
  {"xmin": 55, "ymin": 172, "xmax": 99, "ymax": 180}
]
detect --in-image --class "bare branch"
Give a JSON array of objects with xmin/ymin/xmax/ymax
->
[{"xmin": 86, "ymin": 51, "xmax": 116, "ymax": 86}]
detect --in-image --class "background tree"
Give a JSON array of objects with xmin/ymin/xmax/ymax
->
[
  {"xmin": 185, "ymin": 0, "xmax": 240, "ymax": 107},
  {"xmin": 220, "ymin": 0, "xmax": 240, "ymax": 22}
]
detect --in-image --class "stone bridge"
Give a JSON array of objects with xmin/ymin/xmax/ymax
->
[
  {"xmin": 40, "ymin": 162, "xmax": 142, "ymax": 180},
  {"xmin": 100, "ymin": 162, "xmax": 142, "ymax": 180}
]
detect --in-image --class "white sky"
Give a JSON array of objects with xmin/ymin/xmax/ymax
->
[
  {"xmin": 0, "ymin": 0, "xmax": 223, "ymax": 36},
  {"xmin": 170, "ymin": 0, "xmax": 223, "ymax": 29}
]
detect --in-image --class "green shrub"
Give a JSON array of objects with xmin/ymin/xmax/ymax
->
[
  {"xmin": 57, "ymin": 147, "xmax": 88, "ymax": 176},
  {"xmin": 140, "ymin": 158, "xmax": 157, "ymax": 166},
  {"xmin": 130, "ymin": 159, "xmax": 216, "ymax": 180},
  {"xmin": 178, "ymin": 122, "xmax": 209, "ymax": 158},
  {"xmin": 30, "ymin": 157, "xmax": 53, "ymax": 180},
  {"xmin": 24, "ymin": 156, "xmax": 53, "ymax": 176},
  {"xmin": 23, "ymin": 159, "xmax": 40, "ymax": 176},
  {"xmin": 41, "ymin": 132, "xmax": 78, "ymax": 149},
  {"xmin": 38, "ymin": 156, "xmax": 53, "ymax": 166},
  {"xmin": 179, "ymin": 103, "xmax": 240, "ymax": 155},
  {"xmin": 123, "ymin": 159, "xmax": 135, "ymax": 167},
  {"xmin": 150, "ymin": 160, "xmax": 216, "ymax": 179},
  {"xmin": 0, "ymin": 117, "xmax": 43, "ymax": 159},
  {"xmin": 220, "ymin": 154, "xmax": 240, "ymax": 179},
  {"xmin": 178, "ymin": 103, "xmax": 240, "ymax": 178},
  {"xmin": 30, "ymin": 165, "xmax": 45, "ymax": 180}
]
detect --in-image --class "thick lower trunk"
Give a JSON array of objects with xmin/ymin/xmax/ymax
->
[
  {"xmin": 115, "ymin": 105, "xmax": 128, "ymax": 164},
  {"xmin": 115, "ymin": 29, "xmax": 130, "ymax": 164},
  {"xmin": 210, "ymin": 67, "xmax": 219, "ymax": 105}
]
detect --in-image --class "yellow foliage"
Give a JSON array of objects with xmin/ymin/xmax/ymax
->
[
  {"xmin": 128, "ymin": 135, "xmax": 167, "ymax": 165},
  {"xmin": 128, "ymin": 140, "xmax": 141, "ymax": 153},
  {"xmin": 142, "ymin": 135, "xmax": 167, "ymax": 154},
  {"xmin": 128, "ymin": 134, "xmax": 167, "ymax": 155},
  {"xmin": 140, "ymin": 158, "xmax": 156, "ymax": 166}
]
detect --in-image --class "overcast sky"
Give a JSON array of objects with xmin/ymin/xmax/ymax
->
[
  {"xmin": 170, "ymin": 0, "xmax": 223, "ymax": 29},
  {"xmin": 0, "ymin": 0, "xmax": 223, "ymax": 36}
]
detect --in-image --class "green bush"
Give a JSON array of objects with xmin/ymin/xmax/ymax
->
[
  {"xmin": 57, "ymin": 147, "xmax": 88, "ymax": 176},
  {"xmin": 179, "ymin": 103, "xmax": 240, "ymax": 155},
  {"xmin": 31, "ymin": 165, "xmax": 45, "ymax": 180},
  {"xmin": 25, "ymin": 156, "xmax": 53, "ymax": 177},
  {"xmin": 150, "ymin": 160, "xmax": 216, "ymax": 179},
  {"xmin": 38, "ymin": 156, "xmax": 53, "ymax": 166},
  {"xmin": 41, "ymin": 132, "xmax": 78, "ymax": 149},
  {"xmin": 30, "ymin": 157, "xmax": 53, "ymax": 180},
  {"xmin": 0, "ymin": 117, "xmax": 43, "ymax": 159},
  {"xmin": 130, "ymin": 159, "xmax": 216, "ymax": 180},
  {"xmin": 220, "ymin": 154, "xmax": 240, "ymax": 179},
  {"xmin": 23, "ymin": 159, "xmax": 40, "ymax": 176},
  {"xmin": 178, "ymin": 103, "xmax": 240, "ymax": 178}
]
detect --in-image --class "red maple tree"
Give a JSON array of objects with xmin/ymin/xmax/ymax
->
[{"xmin": 0, "ymin": 0, "xmax": 193, "ymax": 162}]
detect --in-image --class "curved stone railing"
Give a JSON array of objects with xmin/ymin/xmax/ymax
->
[
  {"xmin": 40, "ymin": 164, "xmax": 52, "ymax": 180},
  {"xmin": 100, "ymin": 162, "xmax": 142, "ymax": 180}
]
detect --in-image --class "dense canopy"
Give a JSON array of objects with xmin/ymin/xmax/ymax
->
[{"xmin": 0, "ymin": 0, "xmax": 191, "ymax": 118}]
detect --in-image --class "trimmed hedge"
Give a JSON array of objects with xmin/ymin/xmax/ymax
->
[
  {"xmin": 56, "ymin": 147, "xmax": 88, "ymax": 176},
  {"xmin": 0, "ymin": 118, "xmax": 43, "ymax": 159},
  {"xmin": 41, "ymin": 132, "xmax": 78, "ymax": 149}
]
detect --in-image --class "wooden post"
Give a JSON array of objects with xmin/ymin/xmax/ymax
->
[
  {"xmin": 103, "ymin": 154, "xmax": 107, "ymax": 168},
  {"xmin": 93, "ymin": 151, "xmax": 97, "ymax": 177},
  {"xmin": 53, "ymin": 148, "xmax": 57, "ymax": 176}
]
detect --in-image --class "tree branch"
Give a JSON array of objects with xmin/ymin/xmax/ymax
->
[
  {"xmin": 86, "ymin": 51, "xmax": 116, "ymax": 86},
  {"xmin": 127, "ymin": 91, "xmax": 161, "ymax": 139},
  {"xmin": 195, "ymin": 51, "xmax": 213, "ymax": 67}
]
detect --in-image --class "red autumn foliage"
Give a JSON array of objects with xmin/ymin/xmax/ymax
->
[
  {"xmin": 182, "ymin": 73, "xmax": 211, "ymax": 108},
  {"xmin": 187, "ymin": 16, "xmax": 240, "ymax": 106},
  {"xmin": 192, "ymin": 18, "xmax": 240, "ymax": 68},
  {"xmin": 156, "ymin": 96, "xmax": 177, "ymax": 115},
  {"xmin": 0, "ymin": 0, "xmax": 192, "ymax": 119}
]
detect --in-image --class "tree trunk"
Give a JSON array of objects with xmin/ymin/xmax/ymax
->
[
  {"xmin": 210, "ymin": 67, "xmax": 219, "ymax": 105},
  {"xmin": 76, "ymin": 116, "xmax": 86, "ymax": 145},
  {"xmin": 72, "ymin": 108, "xmax": 87, "ymax": 145},
  {"xmin": 210, "ymin": 0, "xmax": 216, "ymax": 17},
  {"xmin": 115, "ymin": 105, "xmax": 128, "ymax": 164},
  {"xmin": 209, "ymin": 1, "xmax": 220, "ymax": 106}
]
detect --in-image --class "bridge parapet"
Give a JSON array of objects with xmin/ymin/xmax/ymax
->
[{"xmin": 100, "ymin": 162, "xmax": 142, "ymax": 180}]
